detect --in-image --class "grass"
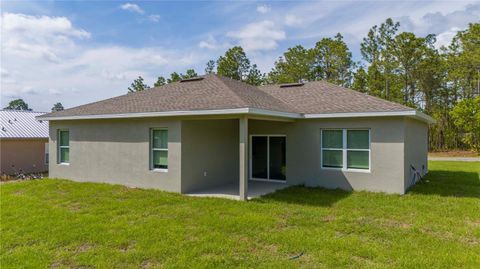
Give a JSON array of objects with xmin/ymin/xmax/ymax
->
[
  {"xmin": 429, "ymin": 150, "xmax": 479, "ymax": 157},
  {"xmin": 1, "ymin": 161, "xmax": 479, "ymax": 268}
]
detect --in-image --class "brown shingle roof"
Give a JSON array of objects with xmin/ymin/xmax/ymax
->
[
  {"xmin": 258, "ymin": 80, "xmax": 411, "ymax": 114},
  {"xmin": 40, "ymin": 74, "xmax": 413, "ymax": 119}
]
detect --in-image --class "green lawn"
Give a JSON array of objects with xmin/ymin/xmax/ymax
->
[{"xmin": 1, "ymin": 161, "xmax": 479, "ymax": 268}]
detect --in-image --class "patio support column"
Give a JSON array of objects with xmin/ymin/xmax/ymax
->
[{"xmin": 239, "ymin": 116, "xmax": 248, "ymax": 201}]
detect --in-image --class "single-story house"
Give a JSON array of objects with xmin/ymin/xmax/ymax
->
[
  {"xmin": 1, "ymin": 110, "xmax": 49, "ymax": 175},
  {"xmin": 38, "ymin": 74, "xmax": 434, "ymax": 200}
]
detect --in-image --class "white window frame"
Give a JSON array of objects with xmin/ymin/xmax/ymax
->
[
  {"xmin": 57, "ymin": 129, "xmax": 70, "ymax": 165},
  {"xmin": 320, "ymin": 129, "xmax": 371, "ymax": 173},
  {"xmin": 150, "ymin": 128, "xmax": 168, "ymax": 172},
  {"xmin": 249, "ymin": 134, "xmax": 287, "ymax": 183}
]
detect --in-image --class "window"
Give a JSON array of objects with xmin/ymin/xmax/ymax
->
[
  {"xmin": 151, "ymin": 129, "xmax": 168, "ymax": 171},
  {"xmin": 346, "ymin": 130, "xmax": 370, "ymax": 170},
  {"xmin": 58, "ymin": 130, "xmax": 69, "ymax": 164},
  {"xmin": 321, "ymin": 130, "xmax": 343, "ymax": 168},
  {"xmin": 321, "ymin": 129, "xmax": 370, "ymax": 171}
]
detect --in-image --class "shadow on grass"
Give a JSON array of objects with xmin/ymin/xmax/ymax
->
[
  {"xmin": 409, "ymin": 170, "xmax": 480, "ymax": 198},
  {"xmin": 259, "ymin": 169, "xmax": 479, "ymax": 205},
  {"xmin": 255, "ymin": 185, "xmax": 351, "ymax": 207}
]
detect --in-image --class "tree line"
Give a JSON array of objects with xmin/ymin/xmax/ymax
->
[
  {"xmin": 129, "ymin": 19, "xmax": 479, "ymax": 152},
  {"xmin": 4, "ymin": 99, "xmax": 64, "ymax": 112}
]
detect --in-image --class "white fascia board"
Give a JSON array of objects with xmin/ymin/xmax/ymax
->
[
  {"xmin": 413, "ymin": 111, "xmax": 436, "ymax": 124},
  {"xmin": 36, "ymin": 108, "xmax": 301, "ymax": 121},
  {"xmin": 247, "ymin": 108, "xmax": 301, "ymax": 118},
  {"xmin": 36, "ymin": 108, "xmax": 249, "ymax": 120},
  {"xmin": 37, "ymin": 108, "xmax": 435, "ymax": 124},
  {"xmin": 304, "ymin": 110, "xmax": 416, "ymax": 118},
  {"xmin": 304, "ymin": 110, "xmax": 436, "ymax": 124}
]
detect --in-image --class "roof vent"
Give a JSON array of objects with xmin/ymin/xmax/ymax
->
[
  {"xmin": 180, "ymin": 77, "xmax": 204, "ymax": 82},
  {"xmin": 279, "ymin": 82, "xmax": 304, "ymax": 88},
  {"xmin": 1, "ymin": 127, "xmax": 6, "ymax": 132}
]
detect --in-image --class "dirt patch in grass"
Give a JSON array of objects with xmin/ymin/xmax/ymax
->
[
  {"xmin": 140, "ymin": 261, "xmax": 152, "ymax": 269},
  {"xmin": 357, "ymin": 216, "xmax": 373, "ymax": 226},
  {"xmin": 76, "ymin": 243, "xmax": 93, "ymax": 253},
  {"xmin": 321, "ymin": 215, "xmax": 336, "ymax": 222},
  {"xmin": 119, "ymin": 240, "xmax": 136, "ymax": 252},
  {"xmin": 68, "ymin": 202, "xmax": 83, "ymax": 212},
  {"xmin": 335, "ymin": 230, "xmax": 353, "ymax": 238},
  {"xmin": 13, "ymin": 189, "xmax": 25, "ymax": 196},
  {"xmin": 57, "ymin": 189, "xmax": 69, "ymax": 196},
  {"xmin": 379, "ymin": 219, "xmax": 412, "ymax": 229},
  {"xmin": 51, "ymin": 259, "xmax": 94, "ymax": 269},
  {"xmin": 262, "ymin": 243, "xmax": 279, "ymax": 255},
  {"xmin": 352, "ymin": 255, "xmax": 376, "ymax": 266},
  {"xmin": 466, "ymin": 219, "xmax": 480, "ymax": 228},
  {"xmin": 465, "ymin": 238, "xmax": 479, "ymax": 245},
  {"xmin": 276, "ymin": 214, "xmax": 293, "ymax": 230},
  {"xmin": 421, "ymin": 227, "xmax": 478, "ymax": 245}
]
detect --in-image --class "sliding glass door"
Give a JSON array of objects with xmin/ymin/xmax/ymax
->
[
  {"xmin": 251, "ymin": 135, "xmax": 286, "ymax": 181},
  {"xmin": 251, "ymin": 136, "xmax": 268, "ymax": 179}
]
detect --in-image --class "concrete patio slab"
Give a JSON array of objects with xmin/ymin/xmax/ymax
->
[{"xmin": 186, "ymin": 180, "xmax": 289, "ymax": 200}]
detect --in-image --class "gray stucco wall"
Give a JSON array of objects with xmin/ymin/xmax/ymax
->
[
  {"xmin": 249, "ymin": 117, "xmax": 408, "ymax": 194},
  {"xmin": 403, "ymin": 118, "xmax": 428, "ymax": 191},
  {"xmin": 48, "ymin": 115, "xmax": 428, "ymax": 195},
  {"xmin": 48, "ymin": 118, "xmax": 182, "ymax": 192},
  {"xmin": 180, "ymin": 119, "xmax": 239, "ymax": 193}
]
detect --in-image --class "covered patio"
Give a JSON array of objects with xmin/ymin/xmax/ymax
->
[{"xmin": 182, "ymin": 116, "xmax": 291, "ymax": 201}]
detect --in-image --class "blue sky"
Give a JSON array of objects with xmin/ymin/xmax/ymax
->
[{"xmin": 2, "ymin": 0, "xmax": 479, "ymax": 111}]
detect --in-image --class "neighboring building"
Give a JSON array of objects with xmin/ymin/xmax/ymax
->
[
  {"xmin": 1, "ymin": 110, "xmax": 49, "ymax": 175},
  {"xmin": 38, "ymin": 75, "xmax": 434, "ymax": 200}
]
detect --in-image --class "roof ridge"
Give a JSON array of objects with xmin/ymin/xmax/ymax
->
[
  {"xmin": 253, "ymin": 87, "xmax": 298, "ymax": 112},
  {"xmin": 213, "ymin": 74, "xmax": 297, "ymax": 112},
  {"xmin": 209, "ymin": 75, "xmax": 254, "ymax": 107}
]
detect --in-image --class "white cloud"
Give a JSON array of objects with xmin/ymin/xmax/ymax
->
[
  {"xmin": 0, "ymin": 13, "xmax": 90, "ymax": 63},
  {"xmin": 283, "ymin": 1, "xmax": 478, "ymax": 43},
  {"xmin": 198, "ymin": 35, "xmax": 219, "ymax": 49},
  {"xmin": 120, "ymin": 4, "xmax": 160, "ymax": 23},
  {"xmin": 120, "ymin": 3, "xmax": 144, "ymax": 14},
  {"xmin": 148, "ymin": 14, "xmax": 161, "ymax": 22},
  {"xmin": 256, "ymin": 4, "xmax": 271, "ymax": 14},
  {"xmin": 1, "ymin": 13, "xmax": 90, "ymax": 38},
  {"xmin": 227, "ymin": 20, "xmax": 285, "ymax": 51},
  {"xmin": 1, "ymin": 13, "xmax": 208, "ymax": 111},
  {"xmin": 1, "ymin": 68, "xmax": 10, "ymax": 78},
  {"xmin": 101, "ymin": 69, "xmax": 128, "ymax": 81},
  {"xmin": 285, "ymin": 15, "xmax": 303, "ymax": 27},
  {"xmin": 48, "ymin": 88, "xmax": 62, "ymax": 95},
  {"xmin": 398, "ymin": 3, "xmax": 479, "ymax": 36},
  {"xmin": 198, "ymin": 35, "xmax": 231, "ymax": 50},
  {"xmin": 435, "ymin": 27, "xmax": 461, "ymax": 49}
]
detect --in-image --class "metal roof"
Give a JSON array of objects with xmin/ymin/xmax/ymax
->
[{"xmin": 0, "ymin": 110, "xmax": 49, "ymax": 139}]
